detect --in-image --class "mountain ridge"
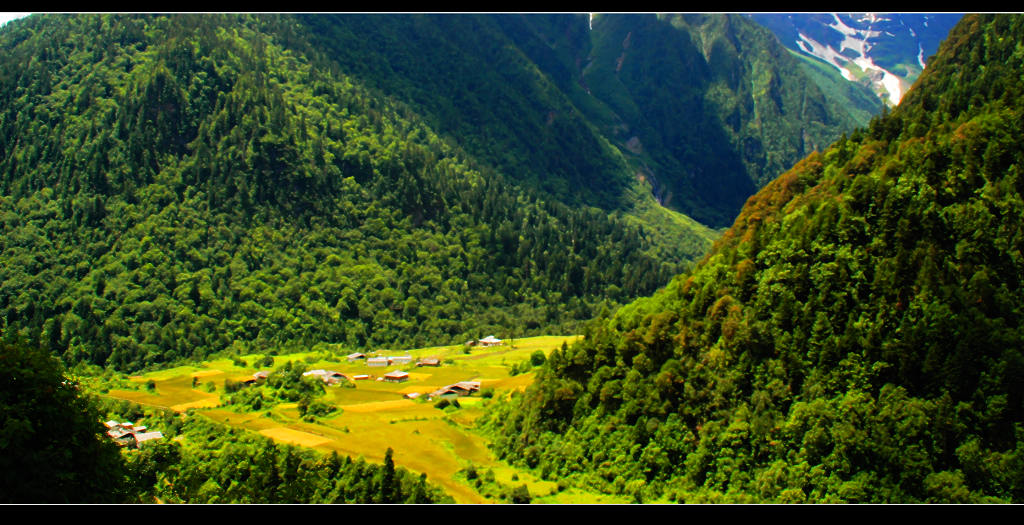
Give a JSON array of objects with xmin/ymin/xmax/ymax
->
[
  {"xmin": 484, "ymin": 13, "xmax": 1024, "ymax": 504},
  {"xmin": 296, "ymin": 13, "xmax": 881, "ymax": 227}
]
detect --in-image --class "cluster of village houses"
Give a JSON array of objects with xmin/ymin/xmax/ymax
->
[
  {"xmin": 242, "ymin": 337, "xmax": 501, "ymax": 400},
  {"xmin": 299, "ymin": 361, "xmax": 481, "ymax": 401},
  {"xmin": 300, "ymin": 351, "xmax": 482, "ymax": 401},
  {"xmin": 106, "ymin": 338, "xmax": 502, "ymax": 447},
  {"xmin": 105, "ymin": 420, "xmax": 163, "ymax": 448},
  {"xmin": 247, "ymin": 361, "xmax": 483, "ymax": 403}
]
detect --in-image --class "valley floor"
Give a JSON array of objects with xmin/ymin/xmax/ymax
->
[{"xmin": 90, "ymin": 335, "xmax": 628, "ymax": 504}]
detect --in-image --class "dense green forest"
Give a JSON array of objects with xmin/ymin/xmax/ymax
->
[
  {"xmin": 296, "ymin": 14, "xmax": 637, "ymax": 214},
  {"xmin": 0, "ymin": 13, "xmax": 879, "ymax": 373},
  {"xmin": 0, "ymin": 13, "xmax": 705, "ymax": 372},
  {"xmin": 298, "ymin": 13, "xmax": 878, "ymax": 228},
  {"xmin": 0, "ymin": 338, "xmax": 127, "ymax": 502},
  {"xmin": 577, "ymin": 13, "xmax": 877, "ymax": 226},
  {"xmin": 483, "ymin": 14, "xmax": 1024, "ymax": 503}
]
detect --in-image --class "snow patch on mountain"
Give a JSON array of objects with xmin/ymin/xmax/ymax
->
[
  {"xmin": 793, "ymin": 13, "xmax": 908, "ymax": 106},
  {"xmin": 747, "ymin": 13, "xmax": 962, "ymax": 108}
]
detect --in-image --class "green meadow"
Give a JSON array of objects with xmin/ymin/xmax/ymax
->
[{"xmin": 92, "ymin": 335, "xmax": 625, "ymax": 503}]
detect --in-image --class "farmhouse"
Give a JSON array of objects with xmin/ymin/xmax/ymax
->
[
  {"xmin": 389, "ymin": 355, "xmax": 413, "ymax": 365},
  {"xmin": 367, "ymin": 356, "xmax": 389, "ymax": 367},
  {"xmin": 253, "ymin": 371, "xmax": 270, "ymax": 380},
  {"xmin": 346, "ymin": 352, "xmax": 366, "ymax": 362},
  {"xmin": 106, "ymin": 427, "xmax": 128, "ymax": 439},
  {"xmin": 324, "ymin": 372, "xmax": 347, "ymax": 385},
  {"xmin": 429, "ymin": 380, "xmax": 481, "ymax": 399},
  {"xmin": 303, "ymin": 369, "xmax": 348, "ymax": 385},
  {"xmin": 417, "ymin": 357, "xmax": 441, "ymax": 367},
  {"xmin": 302, "ymin": 369, "xmax": 328, "ymax": 379},
  {"xmin": 382, "ymin": 370, "xmax": 410, "ymax": 383},
  {"xmin": 108, "ymin": 431, "xmax": 137, "ymax": 447},
  {"xmin": 478, "ymin": 335, "xmax": 503, "ymax": 347},
  {"xmin": 133, "ymin": 431, "xmax": 164, "ymax": 446},
  {"xmin": 404, "ymin": 392, "xmax": 422, "ymax": 399},
  {"xmin": 430, "ymin": 387, "xmax": 461, "ymax": 400},
  {"xmin": 452, "ymin": 381, "xmax": 481, "ymax": 392},
  {"xmin": 106, "ymin": 422, "xmax": 164, "ymax": 448},
  {"xmin": 352, "ymin": 374, "xmax": 371, "ymax": 380}
]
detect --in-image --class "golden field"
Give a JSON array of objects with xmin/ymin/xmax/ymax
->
[{"xmin": 97, "ymin": 335, "xmax": 625, "ymax": 503}]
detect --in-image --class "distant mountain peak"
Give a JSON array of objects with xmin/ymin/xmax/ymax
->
[
  {"xmin": 793, "ymin": 13, "xmax": 909, "ymax": 105},
  {"xmin": 748, "ymin": 13, "xmax": 962, "ymax": 106}
]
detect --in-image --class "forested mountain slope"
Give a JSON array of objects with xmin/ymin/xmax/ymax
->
[
  {"xmin": 294, "ymin": 13, "xmax": 879, "ymax": 228},
  {"xmin": 484, "ymin": 14, "xmax": 1024, "ymax": 503},
  {"xmin": 0, "ymin": 14, "xmax": 691, "ymax": 371},
  {"xmin": 296, "ymin": 14, "xmax": 634, "ymax": 214},
  {"xmin": 577, "ymin": 13, "xmax": 880, "ymax": 226},
  {"xmin": 0, "ymin": 13, "xmax": 885, "ymax": 372}
]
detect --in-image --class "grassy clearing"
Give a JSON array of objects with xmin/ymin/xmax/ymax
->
[
  {"xmin": 258, "ymin": 427, "xmax": 333, "ymax": 447},
  {"xmin": 171, "ymin": 398, "xmax": 220, "ymax": 411},
  {"xmin": 107, "ymin": 369, "xmax": 221, "ymax": 410},
  {"xmin": 449, "ymin": 335, "xmax": 581, "ymax": 366},
  {"xmin": 92, "ymin": 335, "xmax": 613, "ymax": 504}
]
